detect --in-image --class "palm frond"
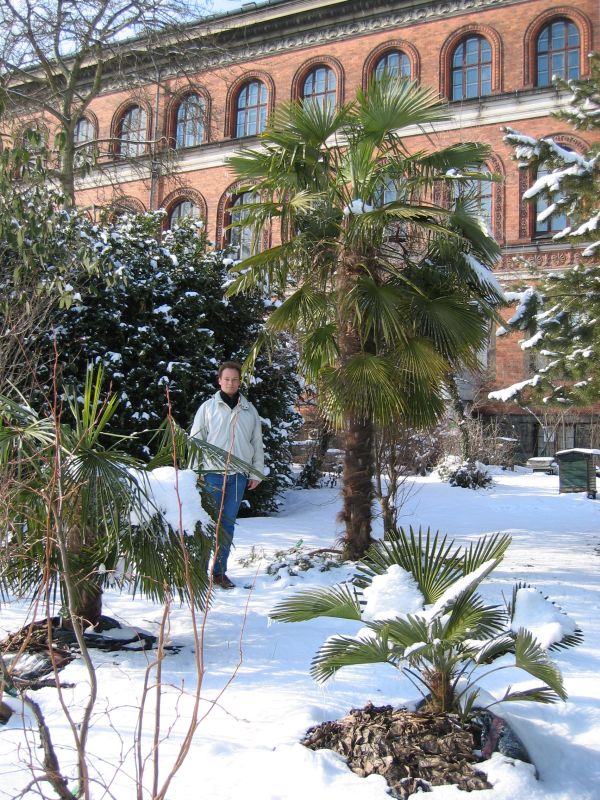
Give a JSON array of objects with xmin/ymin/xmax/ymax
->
[
  {"xmin": 344, "ymin": 276, "xmax": 409, "ymax": 347},
  {"xmin": 270, "ymin": 584, "xmax": 362, "ymax": 623},
  {"xmin": 442, "ymin": 594, "xmax": 506, "ymax": 643},
  {"xmin": 513, "ymin": 629, "xmax": 567, "ymax": 701},
  {"xmin": 473, "ymin": 634, "xmax": 516, "ymax": 664},
  {"xmin": 298, "ymin": 323, "xmax": 339, "ymax": 382},
  {"xmin": 356, "ymin": 74, "xmax": 451, "ymax": 143},
  {"xmin": 462, "ymin": 533, "xmax": 511, "ymax": 574},
  {"xmin": 267, "ymin": 285, "xmax": 330, "ymax": 332},
  {"xmin": 499, "ymin": 686, "xmax": 564, "ymax": 704},
  {"xmin": 319, "ymin": 352, "xmax": 408, "ymax": 426},
  {"xmin": 310, "ymin": 633, "xmax": 393, "ymax": 682},
  {"xmin": 369, "ymin": 614, "xmax": 430, "ymax": 651}
]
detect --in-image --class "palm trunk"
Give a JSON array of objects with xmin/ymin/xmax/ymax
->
[
  {"xmin": 337, "ymin": 251, "xmax": 375, "ymax": 560},
  {"xmin": 341, "ymin": 415, "xmax": 374, "ymax": 559}
]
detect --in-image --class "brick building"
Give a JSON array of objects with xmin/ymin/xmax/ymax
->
[{"xmin": 6, "ymin": 0, "xmax": 600, "ymax": 456}]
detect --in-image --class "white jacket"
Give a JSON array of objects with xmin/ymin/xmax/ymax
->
[{"xmin": 190, "ymin": 391, "xmax": 265, "ymax": 476}]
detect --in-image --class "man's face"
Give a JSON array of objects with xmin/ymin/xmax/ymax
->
[{"xmin": 218, "ymin": 368, "xmax": 241, "ymax": 396}]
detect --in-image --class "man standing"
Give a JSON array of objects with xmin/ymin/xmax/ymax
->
[{"xmin": 190, "ymin": 361, "xmax": 264, "ymax": 589}]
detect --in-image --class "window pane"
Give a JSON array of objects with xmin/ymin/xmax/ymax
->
[
  {"xmin": 120, "ymin": 107, "xmax": 147, "ymax": 157},
  {"xmin": 374, "ymin": 50, "xmax": 410, "ymax": 79},
  {"xmin": 229, "ymin": 192, "xmax": 260, "ymax": 259},
  {"xmin": 451, "ymin": 36, "xmax": 492, "ymax": 100},
  {"xmin": 169, "ymin": 200, "xmax": 200, "ymax": 227},
  {"xmin": 236, "ymin": 80, "xmax": 268, "ymax": 138},
  {"xmin": 536, "ymin": 19, "xmax": 579, "ymax": 85},
  {"xmin": 302, "ymin": 66, "xmax": 336, "ymax": 111},
  {"xmin": 176, "ymin": 95, "xmax": 204, "ymax": 148}
]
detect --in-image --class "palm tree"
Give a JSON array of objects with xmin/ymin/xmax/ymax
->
[
  {"xmin": 0, "ymin": 366, "xmax": 255, "ymax": 627},
  {"xmin": 227, "ymin": 75, "xmax": 503, "ymax": 559}
]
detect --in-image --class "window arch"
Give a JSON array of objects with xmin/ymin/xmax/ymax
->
[
  {"xmin": 234, "ymin": 80, "xmax": 268, "ymax": 138},
  {"xmin": 363, "ymin": 41, "xmax": 419, "ymax": 88},
  {"xmin": 162, "ymin": 188, "xmax": 207, "ymax": 229},
  {"xmin": 451, "ymin": 35, "xmax": 492, "ymax": 100},
  {"xmin": 302, "ymin": 65, "xmax": 337, "ymax": 110},
  {"xmin": 115, "ymin": 105, "xmax": 148, "ymax": 157},
  {"xmin": 174, "ymin": 93, "xmax": 205, "ymax": 148},
  {"xmin": 536, "ymin": 18, "xmax": 580, "ymax": 86},
  {"xmin": 111, "ymin": 196, "xmax": 147, "ymax": 216},
  {"xmin": 374, "ymin": 50, "xmax": 410, "ymax": 80}
]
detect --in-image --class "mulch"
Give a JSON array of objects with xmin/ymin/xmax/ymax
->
[{"xmin": 302, "ymin": 703, "xmax": 493, "ymax": 798}]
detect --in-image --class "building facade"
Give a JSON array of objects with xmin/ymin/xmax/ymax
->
[{"xmin": 6, "ymin": 0, "xmax": 600, "ymax": 456}]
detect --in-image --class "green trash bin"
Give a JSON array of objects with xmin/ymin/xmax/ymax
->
[{"xmin": 554, "ymin": 449, "xmax": 600, "ymax": 498}]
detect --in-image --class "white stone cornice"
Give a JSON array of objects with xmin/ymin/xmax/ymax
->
[{"xmin": 77, "ymin": 89, "xmax": 572, "ymax": 190}]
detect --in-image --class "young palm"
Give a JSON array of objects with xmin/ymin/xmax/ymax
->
[
  {"xmin": 0, "ymin": 366, "xmax": 254, "ymax": 625},
  {"xmin": 271, "ymin": 528, "xmax": 582, "ymax": 715},
  {"xmin": 227, "ymin": 75, "xmax": 503, "ymax": 558}
]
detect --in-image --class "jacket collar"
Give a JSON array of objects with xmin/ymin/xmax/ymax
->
[{"xmin": 213, "ymin": 389, "xmax": 249, "ymax": 409}]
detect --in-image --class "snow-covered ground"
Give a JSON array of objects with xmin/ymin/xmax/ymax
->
[{"xmin": 1, "ymin": 468, "xmax": 600, "ymax": 799}]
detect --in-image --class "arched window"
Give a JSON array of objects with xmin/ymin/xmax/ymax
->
[
  {"xmin": 235, "ymin": 81, "xmax": 268, "ymax": 138},
  {"xmin": 169, "ymin": 199, "xmax": 201, "ymax": 227},
  {"xmin": 536, "ymin": 19, "xmax": 580, "ymax": 87},
  {"xmin": 228, "ymin": 192, "xmax": 260, "ymax": 260},
  {"xmin": 451, "ymin": 36, "xmax": 492, "ymax": 100},
  {"xmin": 117, "ymin": 106, "xmax": 147, "ymax": 157},
  {"xmin": 374, "ymin": 50, "xmax": 410, "ymax": 80},
  {"xmin": 534, "ymin": 163, "xmax": 568, "ymax": 236},
  {"xmin": 175, "ymin": 94, "xmax": 205, "ymax": 148},
  {"xmin": 302, "ymin": 66, "xmax": 337, "ymax": 111}
]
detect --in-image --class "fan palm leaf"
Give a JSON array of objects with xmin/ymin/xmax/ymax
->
[
  {"xmin": 270, "ymin": 584, "xmax": 362, "ymax": 623},
  {"xmin": 310, "ymin": 633, "xmax": 394, "ymax": 683},
  {"xmin": 513, "ymin": 629, "xmax": 567, "ymax": 701}
]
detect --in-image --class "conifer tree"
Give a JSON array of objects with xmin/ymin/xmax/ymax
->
[{"xmin": 491, "ymin": 54, "xmax": 600, "ymax": 407}]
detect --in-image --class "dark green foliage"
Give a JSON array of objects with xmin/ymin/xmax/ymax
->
[{"xmin": 28, "ymin": 213, "xmax": 300, "ymax": 514}]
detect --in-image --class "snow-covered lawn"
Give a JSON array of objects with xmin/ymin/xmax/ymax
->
[{"xmin": 1, "ymin": 468, "xmax": 600, "ymax": 799}]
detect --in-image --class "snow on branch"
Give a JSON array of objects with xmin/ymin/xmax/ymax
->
[{"xmin": 488, "ymin": 375, "xmax": 540, "ymax": 402}]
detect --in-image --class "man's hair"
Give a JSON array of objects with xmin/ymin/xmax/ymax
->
[{"xmin": 218, "ymin": 361, "xmax": 243, "ymax": 378}]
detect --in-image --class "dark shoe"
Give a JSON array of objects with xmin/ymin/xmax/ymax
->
[{"xmin": 213, "ymin": 573, "xmax": 236, "ymax": 590}]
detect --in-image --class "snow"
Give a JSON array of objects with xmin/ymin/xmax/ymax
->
[
  {"xmin": 343, "ymin": 199, "xmax": 374, "ymax": 216},
  {"xmin": 361, "ymin": 565, "xmax": 424, "ymax": 621},
  {"xmin": 510, "ymin": 587, "xmax": 577, "ymax": 649},
  {"xmin": 129, "ymin": 466, "xmax": 212, "ymax": 534},
  {"xmin": 1, "ymin": 470, "xmax": 600, "ymax": 799},
  {"xmin": 488, "ymin": 375, "xmax": 540, "ymax": 401}
]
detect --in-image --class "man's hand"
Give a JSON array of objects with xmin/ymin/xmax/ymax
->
[{"xmin": 248, "ymin": 479, "xmax": 261, "ymax": 490}]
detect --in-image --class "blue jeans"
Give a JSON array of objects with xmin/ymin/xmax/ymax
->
[{"xmin": 203, "ymin": 472, "xmax": 248, "ymax": 576}]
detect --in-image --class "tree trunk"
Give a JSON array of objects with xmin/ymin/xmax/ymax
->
[
  {"xmin": 448, "ymin": 377, "xmax": 471, "ymax": 461},
  {"xmin": 337, "ymin": 250, "xmax": 376, "ymax": 560},
  {"xmin": 66, "ymin": 524, "xmax": 103, "ymax": 628},
  {"xmin": 341, "ymin": 414, "xmax": 375, "ymax": 560}
]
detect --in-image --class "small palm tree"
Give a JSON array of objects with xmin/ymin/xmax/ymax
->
[
  {"xmin": 227, "ymin": 75, "xmax": 503, "ymax": 558},
  {"xmin": 0, "ymin": 366, "xmax": 253, "ymax": 626},
  {"xmin": 271, "ymin": 528, "xmax": 582, "ymax": 715}
]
